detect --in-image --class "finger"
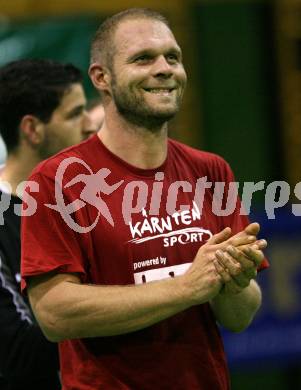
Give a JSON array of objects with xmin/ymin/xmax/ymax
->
[
  {"xmin": 233, "ymin": 239, "xmax": 267, "ymax": 257},
  {"xmin": 255, "ymin": 239, "xmax": 267, "ymax": 250},
  {"xmin": 234, "ymin": 273, "xmax": 251, "ymax": 288},
  {"xmin": 226, "ymin": 245, "xmax": 256, "ymax": 270},
  {"xmin": 229, "ymin": 223, "xmax": 259, "ymax": 240},
  {"xmin": 226, "ymin": 246, "xmax": 258, "ymax": 280},
  {"xmin": 244, "ymin": 222, "xmax": 260, "ymax": 236},
  {"xmin": 228, "ymin": 234, "xmax": 257, "ymax": 248},
  {"xmin": 245, "ymin": 267, "xmax": 257, "ymax": 280},
  {"xmin": 213, "ymin": 259, "xmax": 232, "ymax": 283},
  {"xmin": 215, "ymin": 250, "xmax": 241, "ymax": 277},
  {"xmin": 214, "ymin": 224, "xmax": 260, "ymax": 250},
  {"xmin": 216, "ymin": 250, "xmax": 251, "ymax": 288},
  {"xmin": 242, "ymin": 246, "xmax": 264, "ymax": 267},
  {"xmin": 207, "ymin": 227, "xmax": 232, "ymax": 245},
  {"xmin": 222, "ymin": 280, "xmax": 244, "ymax": 295}
]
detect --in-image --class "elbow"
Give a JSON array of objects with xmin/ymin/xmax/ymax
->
[
  {"xmin": 42, "ymin": 327, "xmax": 65, "ymax": 343},
  {"xmin": 38, "ymin": 316, "xmax": 66, "ymax": 343},
  {"xmin": 225, "ymin": 321, "xmax": 251, "ymax": 333},
  {"xmin": 33, "ymin": 303, "xmax": 70, "ymax": 342},
  {"xmin": 27, "ymin": 274, "xmax": 82, "ymax": 342},
  {"xmin": 220, "ymin": 313, "xmax": 255, "ymax": 333}
]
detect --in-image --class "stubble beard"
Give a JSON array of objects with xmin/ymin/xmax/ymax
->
[
  {"xmin": 38, "ymin": 130, "xmax": 54, "ymax": 160},
  {"xmin": 111, "ymin": 78, "xmax": 182, "ymax": 132}
]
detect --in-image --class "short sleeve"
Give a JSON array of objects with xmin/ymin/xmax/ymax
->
[{"xmin": 21, "ymin": 171, "xmax": 87, "ymax": 291}]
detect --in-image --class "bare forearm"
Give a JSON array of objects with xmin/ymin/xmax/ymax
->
[
  {"xmin": 210, "ymin": 280, "xmax": 262, "ymax": 332},
  {"xmin": 30, "ymin": 275, "xmax": 191, "ymax": 342},
  {"xmin": 29, "ymin": 227, "xmax": 259, "ymax": 342}
]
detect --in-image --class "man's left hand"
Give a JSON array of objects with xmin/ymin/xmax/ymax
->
[{"xmin": 213, "ymin": 240, "xmax": 267, "ymax": 295}]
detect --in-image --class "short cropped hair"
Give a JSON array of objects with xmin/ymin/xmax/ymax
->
[
  {"xmin": 0, "ymin": 58, "xmax": 82, "ymax": 153},
  {"xmin": 90, "ymin": 8, "xmax": 170, "ymax": 68}
]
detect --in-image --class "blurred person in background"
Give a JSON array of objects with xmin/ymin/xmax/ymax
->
[
  {"xmin": 0, "ymin": 136, "xmax": 7, "ymax": 169},
  {"xmin": 85, "ymin": 96, "xmax": 105, "ymax": 138},
  {"xmin": 21, "ymin": 9, "xmax": 269, "ymax": 390},
  {"xmin": 0, "ymin": 58, "xmax": 92, "ymax": 390}
]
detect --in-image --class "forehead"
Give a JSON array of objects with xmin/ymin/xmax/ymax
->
[{"xmin": 113, "ymin": 18, "xmax": 180, "ymax": 57}]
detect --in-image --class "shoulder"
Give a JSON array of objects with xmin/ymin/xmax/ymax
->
[{"xmin": 168, "ymin": 138, "xmax": 234, "ymax": 179}]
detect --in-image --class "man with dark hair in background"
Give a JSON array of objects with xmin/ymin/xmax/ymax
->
[
  {"xmin": 0, "ymin": 58, "xmax": 92, "ymax": 390},
  {"xmin": 22, "ymin": 9, "xmax": 268, "ymax": 390}
]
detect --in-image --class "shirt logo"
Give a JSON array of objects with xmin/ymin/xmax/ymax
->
[{"xmin": 128, "ymin": 202, "xmax": 212, "ymax": 247}]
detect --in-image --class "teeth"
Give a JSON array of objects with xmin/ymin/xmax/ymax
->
[{"xmin": 147, "ymin": 89, "xmax": 172, "ymax": 93}]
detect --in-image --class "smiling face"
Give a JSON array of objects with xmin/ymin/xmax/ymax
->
[{"xmin": 107, "ymin": 18, "xmax": 187, "ymax": 129}]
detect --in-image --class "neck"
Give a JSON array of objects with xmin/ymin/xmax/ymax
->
[
  {"xmin": 99, "ymin": 105, "xmax": 169, "ymax": 169},
  {"xmin": 0, "ymin": 146, "xmax": 41, "ymax": 197}
]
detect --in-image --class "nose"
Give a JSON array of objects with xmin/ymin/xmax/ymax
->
[
  {"xmin": 81, "ymin": 110, "xmax": 98, "ymax": 140},
  {"xmin": 152, "ymin": 55, "xmax": 173, "ymax": 78}
]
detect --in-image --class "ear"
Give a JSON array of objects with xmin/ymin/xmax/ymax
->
[
  {"xmin": 19, "ymin": 115, "xmax": 45, "ymax": 146},
  {"xmin": 89, "ymin": 63, "xmax": 111, "ymax": 92}
]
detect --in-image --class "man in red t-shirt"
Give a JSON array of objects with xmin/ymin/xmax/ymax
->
[{"xmin": 21, "ymin": 8, "xmax": 268, "ymax": 390}]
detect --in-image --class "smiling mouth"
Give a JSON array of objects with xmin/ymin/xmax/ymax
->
[{"xmin": 143, "ymin": 88, "xmax": 175, "ymax": 94}]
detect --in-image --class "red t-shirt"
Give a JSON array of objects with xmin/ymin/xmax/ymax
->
[{"xmin": 21, "ymin": 135, "xmax": 268, "ymax": 390}]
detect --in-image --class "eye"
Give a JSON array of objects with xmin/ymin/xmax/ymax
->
[
  {"xmin": 134, "ymin": 55, "xmax": 152, "ymax": 64},
  {"xmin": 66, "ymin": 107, "xmax": 84, "ymax": 120},
  {"xmin": 166, "ymin": 53, "xmax": 179, "ymax": 64}
]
